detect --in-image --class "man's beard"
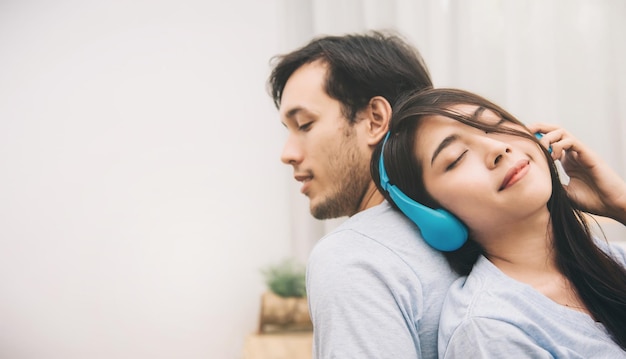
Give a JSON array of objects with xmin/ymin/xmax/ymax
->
[{"xmin": 310, "ymin": 148, "xmax": 370, "ymax": 220}]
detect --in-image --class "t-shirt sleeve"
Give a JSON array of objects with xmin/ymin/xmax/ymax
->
[
  {"xmin": 306, "ymin": 230, "xmax": 423, "ymax": 359},
  {"xmin": 440, "ymin": 317, "xmax": 554, "ymax": 359}
]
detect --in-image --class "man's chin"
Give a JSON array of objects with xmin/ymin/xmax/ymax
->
[{"xmin": 310, "ymin": 198, "xmax": 348, "ymax": 220}]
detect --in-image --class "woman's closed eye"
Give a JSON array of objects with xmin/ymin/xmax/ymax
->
[{"xmin": 446, "ymin": 150, "xmax": 468, "ymax": 171}]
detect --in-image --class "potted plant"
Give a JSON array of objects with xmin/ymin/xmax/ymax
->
[{"xmin": 258, "ymin": 258, "xmax": 312, "ymax": 333}]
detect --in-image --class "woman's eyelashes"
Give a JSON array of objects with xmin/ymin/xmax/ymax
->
[{"xmin": 445, "ymin": 150, "xmax": 468, "ymax": 171}]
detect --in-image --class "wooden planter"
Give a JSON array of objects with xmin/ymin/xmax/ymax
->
[{"xmin": 258, "ymin": 291, "xmax": 313, "ymax": 333}]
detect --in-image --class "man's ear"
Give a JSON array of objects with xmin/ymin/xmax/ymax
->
[{"xmin": 361, "ymin": 96, "xmax": 392, "ymax": 146}]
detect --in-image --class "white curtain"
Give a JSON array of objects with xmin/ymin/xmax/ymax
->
[{"xmin": 277, "ymin": 0, "xmax": 626, "ymax": 258}]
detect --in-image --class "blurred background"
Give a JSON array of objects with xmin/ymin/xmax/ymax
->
[{"xmin": 0, "ymin": 0, "xmax": 624, "ymax": 358}]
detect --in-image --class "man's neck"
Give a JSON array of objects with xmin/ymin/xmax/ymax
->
[{"xmin": 356, "ymin": 181, "xmax": 385, "ymax": 214}]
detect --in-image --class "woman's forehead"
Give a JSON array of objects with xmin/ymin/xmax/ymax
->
[{"xmin": 448, "ymin": 104, "xmax": 501, "ymax": 124}]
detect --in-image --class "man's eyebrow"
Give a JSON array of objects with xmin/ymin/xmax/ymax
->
[
  {"xmin": 431, "ymin": 134, "xmax": 459, "ymax": 166},
  {"xmin": 281, "ymin": 107, "xmax": 304, "ymax": 127},
  {"xmin": 285, "ymin": 107, "xmax": 303, "ymax": 119},
  {"xmin": 285, "ymin": 106, "xmax": 313, "ymax": 120}
]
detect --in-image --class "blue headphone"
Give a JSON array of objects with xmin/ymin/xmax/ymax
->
[
  {"xmin": 534, "ymin": 132, "xmax": 552, "ymax": 154},
  {"xmin": 378, "ymin": 132, "xmax": 468, "ymax": 251}
]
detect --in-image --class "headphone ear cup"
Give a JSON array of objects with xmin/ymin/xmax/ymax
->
[
  {"xmin": 387, "ymin": 185, "xmax": 468, "ymax": 252},
  {"xmin": 378, "ymin": 132, "xmax": 467, "ymax": 251}
]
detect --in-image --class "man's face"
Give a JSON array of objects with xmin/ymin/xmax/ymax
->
[{"xmin": 278, "ymin": 61, "xmax": 371, "ymax": 219}]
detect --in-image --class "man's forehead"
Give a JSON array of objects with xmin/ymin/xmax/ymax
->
[
  {"xmin": 282, "ymin": 61, "xmax": 328, "ymax": 97},
  {"xmin": 279, "ymin": 62, "xmax": 330, "ymax": 117}
]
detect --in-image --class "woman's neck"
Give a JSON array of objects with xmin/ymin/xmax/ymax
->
[
  {"xmin": 476, "ymin": 211, "xmax": 556, "ymax": 275},
  {"xmin": 476, "ymin": 213, "xmax": 590, "ymax": 315},
  {"xmin": 484, "ymin": 229, "xmax": 558, "ymax": 280}
]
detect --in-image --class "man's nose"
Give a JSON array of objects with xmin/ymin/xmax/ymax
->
[{"xmin": 280, "ymin": 134, "xmax": 303, "ymax": 165}]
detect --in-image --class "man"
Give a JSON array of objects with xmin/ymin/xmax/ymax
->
[{"xmin": 268, "ymin": 31, "xmax": 459, "ymax": 358}]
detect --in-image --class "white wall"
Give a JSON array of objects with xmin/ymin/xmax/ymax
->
[{"xmin": 0, "ymin": 1, "xmax": 292, "ymax": 358}]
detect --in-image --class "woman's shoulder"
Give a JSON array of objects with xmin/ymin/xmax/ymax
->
[
  {"xmin": 441, "ymin": 257, "xmax": 507, "ymax": 308},
  {"xmin": 439, "ymin": 256, "xmax": 571, "ymax": 335},
  {"xmin": 594, "ymin": 239, "xmax": 626, "ymax": 266}
]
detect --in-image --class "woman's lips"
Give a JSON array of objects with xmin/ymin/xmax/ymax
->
[{"xmin": 499, "ymin": 160, "xmax": 530, "ymax": 191}]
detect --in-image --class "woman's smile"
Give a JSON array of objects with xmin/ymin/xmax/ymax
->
[{"xmin": 499, "ymin": 159, "xmax": 531, "ymax": 191}]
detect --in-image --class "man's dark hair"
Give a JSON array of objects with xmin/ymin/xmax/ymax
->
[{"xmin": 268, "ymin": 30, "xmax": 433, "ymax": 122}]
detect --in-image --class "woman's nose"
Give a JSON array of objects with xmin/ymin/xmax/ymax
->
[{"xmin": 482, "ymin": 137, "xmax": 511, "ymax": 169}]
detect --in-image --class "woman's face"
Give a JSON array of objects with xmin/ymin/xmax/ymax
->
[{"xmin": 414, "ymin": 104, "xmax": 553, "ymax": 237}]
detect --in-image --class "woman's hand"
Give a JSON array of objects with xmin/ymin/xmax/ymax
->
[{"xmin": 528, "ymin": 123, "xmax": 626, "ymax": 225}]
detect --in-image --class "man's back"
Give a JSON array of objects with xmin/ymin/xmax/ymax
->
[{"xmin": 307, "ymin": 201, "xmax": 459, "ymax": 358}]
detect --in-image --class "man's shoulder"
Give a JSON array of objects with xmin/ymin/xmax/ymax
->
[
  {"xmin": 329, "ymin": 201, "xmax": 420, "ymax": 240},
  {"xmin": 309, "ymin": 201, "xmax": 456, "ymax": 281},
  {"xmin": 314, "ymin": 202, "xmax": 420, "ymax": 250}
]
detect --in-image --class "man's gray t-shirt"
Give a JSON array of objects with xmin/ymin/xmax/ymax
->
[
  {"xmin": 306, "ymin": 201, "xmax": 459, "ymax": 358},
  {"xmin": 438, "ymin": 244, "xmax": 626, "ymax": 358}
]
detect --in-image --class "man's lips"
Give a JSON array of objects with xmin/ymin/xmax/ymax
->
[
  {"xmin": 294, "ymin": 173, "xmax": 312, "ymax": 194},
  {"xmin": 499, "ymin": 160, "xmax": 530, "ymax": 191}
]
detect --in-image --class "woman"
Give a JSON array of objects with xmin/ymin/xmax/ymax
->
[{"xmin": 372, "ymin": 88, "xmax": 626, "ymax": 358}]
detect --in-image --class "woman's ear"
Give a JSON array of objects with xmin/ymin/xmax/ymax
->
[{"xmin": 362, "ymin": 96, "xmax": 392, "ymax": 146}]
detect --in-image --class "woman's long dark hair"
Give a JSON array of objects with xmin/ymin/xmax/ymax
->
[{"xmin": 371, "ymin": 88, "xmax": 626, "ymax": 349}]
